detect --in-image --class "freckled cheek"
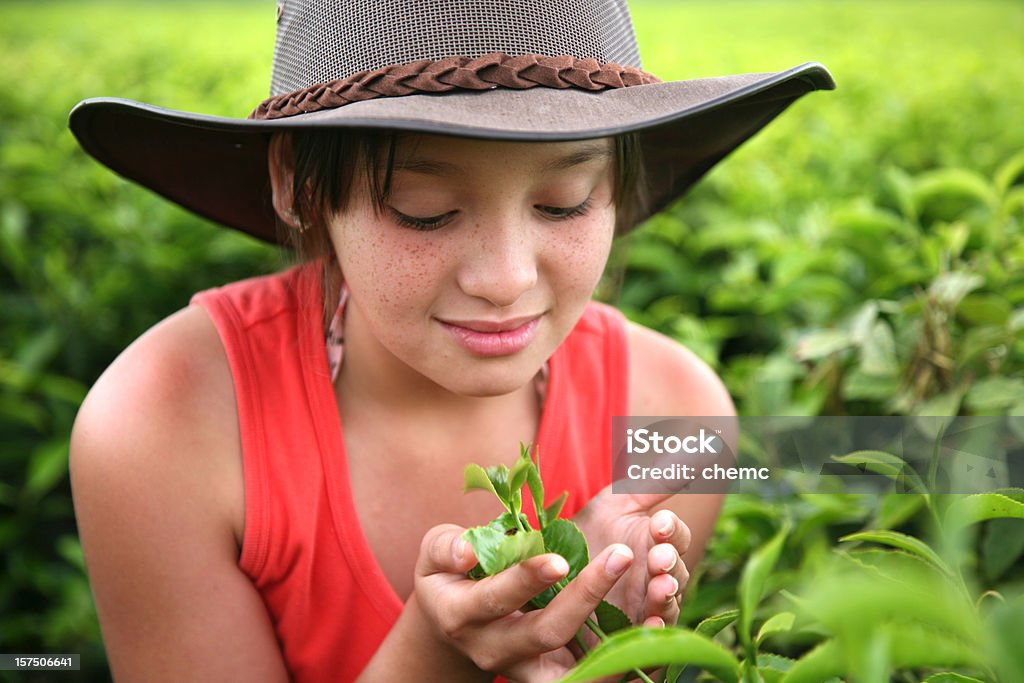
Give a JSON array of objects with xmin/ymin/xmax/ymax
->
[
  {"xmin": 545, "ymin": 215, "xmax": 615, "ymax": 294},
  {"xmin": 344, "ymin": 229, "xmax": 452, "ymax": 319}
]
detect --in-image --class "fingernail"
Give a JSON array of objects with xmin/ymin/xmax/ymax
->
[
  {"xmin": 541, "ymin": 556, "xmax": 569, "ymax": 583},
  {"xmin": 660, "ymin": 551, "xmax": 677, "ymax": 573},
  {"xmin": 605, "ymin": 547, "xmax": 632, "ymax": 577},
  {"xmin": 665, "ymin": 576, "xmax": 680, "ymax": 602},
  {"xmin": 655, "ymin": 511, "xmax": 674, "ymax": 536}
]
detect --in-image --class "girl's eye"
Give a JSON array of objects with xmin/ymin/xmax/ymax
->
[
  {"xmin": 538, "ymin": 197, "xmax": 593, "ymax": 221},
  {"xmin": 389, "ymin": 209, "xmax": 455, "ymax": 232}
]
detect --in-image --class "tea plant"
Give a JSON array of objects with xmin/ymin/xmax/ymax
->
[{"xmin": 462, "ymin": 444, "xmax": 640, "ymax": 676}]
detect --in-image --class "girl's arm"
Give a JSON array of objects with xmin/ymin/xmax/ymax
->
[{"xmin": 70, "ymin": 306, "xmax": 290, "ymax": 682}]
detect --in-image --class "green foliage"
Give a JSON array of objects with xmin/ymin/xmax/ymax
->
[{"xmin": 1, "ymin": 1, "xmax": 1022, "ymax": 680}]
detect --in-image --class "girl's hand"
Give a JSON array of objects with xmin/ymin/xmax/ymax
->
[
  {"xmin": 413, "ymin": 524, "xmax": 635, "ymax": 683},
  {"xmin": 573, "ymin": 489, "xmax": 691, "ymax": 628}
]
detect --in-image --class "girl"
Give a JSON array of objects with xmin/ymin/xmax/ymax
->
[{"xmin": 68, "ymin": 1, "xmax": 833, "ymax": 681}]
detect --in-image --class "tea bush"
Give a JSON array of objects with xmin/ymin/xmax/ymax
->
[{"xmin": 1, "ymin": 1, "xmax": 1021, "ymax": 680}]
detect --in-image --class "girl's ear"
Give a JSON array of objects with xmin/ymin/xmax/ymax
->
[{"xmin": 267, "ymin": 134, "xmax": 301, "ymax": 229}]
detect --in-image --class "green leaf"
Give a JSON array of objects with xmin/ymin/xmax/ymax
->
[
  {"xmin": 987, "ymin": 596, "xmax": 1024, "ymax": 683},
  {"xmin": 464, "ymin": 527, "xmax": 545, "ymax": 576},
  {"xmin": 695, "ymin": 609, "xmax": 739, "ymax": 638},
  {"xmin": 25, "ymin": 439, "xmax": 69, "ymax": 500},
  {"xmin": 922, "ymin": 674, "xmax": 985, "ymax": 683},
  {"xmin": 463, "ymin": 526, "xmax": 506, "ymax": 576},
  {"xmin": 994, "ymin": 150, "xmax": 1024, "ymax": 195},
  {"xmin": 945, "ymin": 490, "xmax": 1024, "ymax": 530},
  {"xmin": 594, "ymin": 600, "xmax": 631, "ymax": 635},
  {"xmin": 487, "ymin": 511, "xmax": 529, "ymax": 534},
  {"xmin": 464, "ymin": 463, "xmax": 499, "ymax": 498},
  {"xmin": 493, "ymin": 530, "xmax": 545, "ymax": 573},
  {"xmin": 781, "ymin": 640, "xmax": 843, "ymax": 683},
  {"xmin": 556, "ymin": 628, "xmax": 740, "ymax": 683},
  {"xmin": 738, "ymin": 522, "xmax": 790, "ymax": 651},
  {"xmin": 839, "ymin": 530, "xmax": 952, "ymax": 576},
  {"xmin": 982, "ymin": 517, "xmax": 1024, "ymax": 581},
  {"xmin": 929, "ymin": 271, "xmax": 985, "ymax": 309},
  {"xmin": 911, "ymin": 168, "xmax": 998, "ymax": 219},
  {"xmin": 964, "ymin": 376, "xmax": 1024, "ymax": 413},
  {"xmin": 509, "ymin": 445, "xmax": 533, "ymax": 497},
  {"xmin": 872, "ymin": 494, "xmax": 926, "ymax": 530},
  {"xmin": 544, "ymin": 491, "xmax": 568, "ymax": 523},
  {"xmin": 486, "ymin": 465, "xmax": 512, "ymax": 503},
  {"xmin": 542, "ymin": 519, "xmax": 589, "ymax": 579},
  {"xmin": 525, "ymin": 446, "xmax": 546, "ymax": 526},
  {"xmin": 830, "ymin": 451, "xmax": 927, "ymax": 494},
  {"xmin": 756, "ymin": 612, "xmax": 795, "ymax": 646}
]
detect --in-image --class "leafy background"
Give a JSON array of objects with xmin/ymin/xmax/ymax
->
[{"xmin": 1, "ymin": 1, "xmax": 1022, "ymax": 680}]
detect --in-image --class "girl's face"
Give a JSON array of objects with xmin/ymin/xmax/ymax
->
[{"xmin": 329, "ymin": 135, "xmax": 616, "ymax": 398}]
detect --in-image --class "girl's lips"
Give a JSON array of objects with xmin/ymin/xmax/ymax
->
[{"xmin": 439, "ymin": 316, "xmax": 541, "ymax": 356}]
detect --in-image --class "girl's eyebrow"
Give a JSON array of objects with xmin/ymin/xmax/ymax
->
[
  {"xmin": 541, "ymin": 143, "xmax": 614, "ymax": 172},
  {"xmin": 394, "ymin": 142, "xmax": 613, "ymax": 177}
]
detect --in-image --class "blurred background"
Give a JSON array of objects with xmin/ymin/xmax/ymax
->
[{"xmin": 1, "ymin": 1, "xmax": 1022, "ymax": 680}]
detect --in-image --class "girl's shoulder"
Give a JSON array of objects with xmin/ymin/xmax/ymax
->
[
  {"xmin": 71, "ymin": 304, "xmax": 244, "ymax": 543},
  {"xmin": 624, "ymin": 321, "xmax": 735, "ymax": 418}
]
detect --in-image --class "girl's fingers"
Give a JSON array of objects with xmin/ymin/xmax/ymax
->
[
  {"xmin": 650, "ymin": 509, "xmax": 692, "ymax": 557},
  {"xmin": 641, "ymin": 571, "xmax": 681, "ymax": 625},
  {"xmin": 647, "ymin": 542, "xmax": 690, "ymax": 595},
  {"xmin": 520, "ymin": 545, "xmax": 633, "ymax": 650},
  {"xmin": 415, "ymin": 524, "xmax": 479, "ymax": 577},
  {"xmin": 462, "ymin": 554, "xmax": 570, "ymax": 622}
]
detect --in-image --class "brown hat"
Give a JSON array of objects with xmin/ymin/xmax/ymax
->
[{"xmin": 69, "ymin": 0, "xmax": 834, "ymax": 243}]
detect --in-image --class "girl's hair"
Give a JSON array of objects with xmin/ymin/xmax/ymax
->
[{"xmin": 276, "ymin": 130, "xmax": 646, "ymax": 321}]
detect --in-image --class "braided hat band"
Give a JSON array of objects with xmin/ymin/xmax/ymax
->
[
  {"xmin": 68, "ymin": 0, "xmax": 835, "ymax": 243},
  {"xmin": 251, "ymin": 52, "xmax": 660, "ymax": 120}
]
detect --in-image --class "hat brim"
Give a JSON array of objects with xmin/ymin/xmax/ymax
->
[{"xmin": 69, "ymin": 62, "xmax": 834, "ymax": 243}]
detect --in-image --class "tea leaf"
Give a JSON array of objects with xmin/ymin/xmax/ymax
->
[
  {"xmin": 839, "ymin": 530, "xmax": 952, "ymax": 576},
  {"xmin": 982, "ymin": 517, "xmax": 1024, "ymax": 581},
  {"xmin": 756, "ymin": 612, "xmax": 795, "ymax": 646},
  {"xmin": 557, "ymin": 628, "xmax": 740, "ymax": 683},
  {"xmin": 594, "ymin": 599, "xmax": 631, "ymax": 635},
  {"xmin": 922, "ymin": 674, "xmax": 985, "ymax": 683},
  {"xmin": 945, "ymin": 490, "xmax": 1024, "ymax": 529},
  {"xmin": 462, "ymin": 526, "xmax": 505, "ymax": 575},
  {"xmin": 738, "ymin": 522, "xmax": 790, "ymax": 651},
  {"xmin": 781, "ymin": 639, "xmax": 842, "ymax": 683},
  {"xmin": 464, "ymin": 463, "xmax": 499, "ymax": 498},
  {"xmin": 493, "ymin": 530, "xmax": 545, "ymax": 573},
  {"xmin": 509, "ymin": 445, "xmax": 533, "ymax": 497},
  {"xmin": 486, "ymin": 465, "xmax": 512, "ymax": 503},
  {"xmin": 464, "ymin": 527, "xmax": 545, "ymax": 576},
  {"xmin": 830, "ymin": 451, "xmax": 927, "ymax": 494},
  {"xmin": 544, "ymin": 491, "xmax": 568, "ymax": 523},
  {"xmin": 524, "ymin": 446, "xmax": 546, "ymax": 525},
  {"xmin": 541, "ymin": 518, "xmax": 589, "ymax": 579},
  {"xmin": 994, "ymin": 150, "xmax": 1024, "ymax": 195},
  {"xmin": 695, "ymin": 609, "xmax": 739, "ymax": 638}
]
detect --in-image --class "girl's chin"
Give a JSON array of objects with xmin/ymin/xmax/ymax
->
[{"xmin": 431, "ymin": 357, "xmax": 548, "ymax": 399}]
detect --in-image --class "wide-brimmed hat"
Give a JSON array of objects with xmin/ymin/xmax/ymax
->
[{"xmin": 69, "ymin": 0, "xmax": 834, "ymax": 244}]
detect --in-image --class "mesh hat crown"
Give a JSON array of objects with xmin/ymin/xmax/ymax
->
[{"xmin": 69, "ymin": 0, "xmax": 835, "ymax": 243}]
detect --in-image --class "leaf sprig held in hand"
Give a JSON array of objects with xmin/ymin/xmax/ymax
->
[{"xmin": 462, "ymin": 444, "xmax": 632, "ymax": 634}]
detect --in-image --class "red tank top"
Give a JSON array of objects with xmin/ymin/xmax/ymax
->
[{"xmin": 192, "ymin": 263, "xmax": 629, "ymax": 682}]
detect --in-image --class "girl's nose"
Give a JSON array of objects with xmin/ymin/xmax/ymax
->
[{"xmin": 456, "ymin": 220, "xmax": 538, "ymax": 308}]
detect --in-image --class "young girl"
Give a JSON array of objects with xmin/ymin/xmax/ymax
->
[{"xmin": 68, "ymin": 1, "xmax": 833, "ymax": 681}]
